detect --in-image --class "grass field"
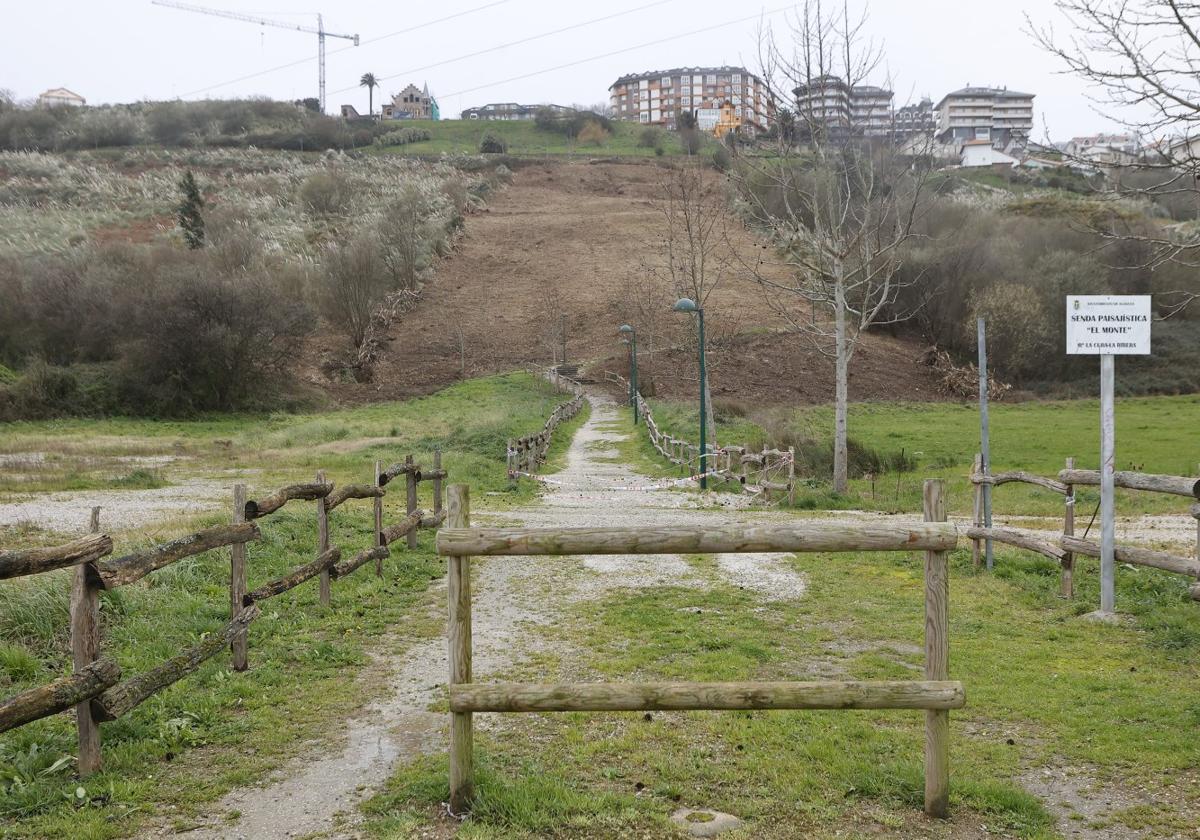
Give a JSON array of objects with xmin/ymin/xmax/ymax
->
[
  {"xmin": 634, "ymin": 394, "xmax": 1200, "ymax": 517},
  {"xmin": 371, "ymin": 119, "xmax": 682, "ymax": 158},
  {"xmin": 0, "ymin": 373, "xmax": 585, "ymax": 839}
]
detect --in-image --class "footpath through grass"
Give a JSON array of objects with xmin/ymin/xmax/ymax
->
[
  {"xmin": 0, "ymin": 373, "xmax": 575, "ymax": 839},
  {"xmin": 634, "ymin": 394, "xmax": 1200, "ymax": 517},
  {"xmin": 364, "ymin": 544, "xmax": 1200, "ymax": 838}
]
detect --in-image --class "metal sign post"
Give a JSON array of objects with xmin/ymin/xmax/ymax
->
[
  {"xmin": 977, "ymin": 318, "xmax": 994, "ymax": 571},
  {"xmin": 1066, "ymin": 295, "xmax": 1152, "ymax": 617}
]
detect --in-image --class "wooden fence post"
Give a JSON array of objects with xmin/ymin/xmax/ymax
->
[
  {"xmin": 1062, "ymin": 457, "xmax": 1075, "ymax": 599},
  {"xmin": 433, "ymin": 447, "xmax": 444, "ymax": 516},
  {"xmin": 971, "ymin": 453, "xmax": 983, "ymax": 569},
  {"xmin": 373, "ymin": 461, "xmax": 385, "ymax": 576},
  {"xmin": 71, "ymin": 506, "xmax": 102, "ymax": 776},
  {"xmin": 923, "ymin": 479, "xmax": 950, "ymax": 818},
  {"xmin": 230, "ymin": 485, "xmax": 249, "ymax": 671},
  {"xmin": 447, "ymin": 485, "xmax": 474, "ymax": 814},
  {"xmin": 787, "ymin": 446, "xmax": 796, "ymax": 506},
  {"xmin": 316, "ymin": 470, "xmax": 331, "ymax": 607},
  {"xmin": 405, "ymin": 454, "xmax": 418, "ymax": 550}
]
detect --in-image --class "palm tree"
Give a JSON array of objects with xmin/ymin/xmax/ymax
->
[{"xmin": 359, "ymin": 72, "xmax": 378, "ymax": 118}]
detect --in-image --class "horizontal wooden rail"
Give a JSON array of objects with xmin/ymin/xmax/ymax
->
[
  {"xmin": 972, "ymin": 471, "xmax": 1068, "ymax": 495},
  {"xmin": 379, "ymin": 462, "xmax": 420, "ymax": 486},
  {"xmin": 1060, "ymin": 535, "xmax": 1200, "ymax": 578},
  {"xmin": 0, "ymin": 534, "xmax": 113, "ymax": 581},
  {"xmin": 421, "ymin": 510, "xmax": 448, "ymax": 529},
  {"xmin": 332, "ymin": 546, "xmax": 390, "ymax": 579},
  {"xmin": 450, "ymin": 680, "xmax": 966, "ymax": 713},
  {"xmin": 92, "ymin": 606, "xmax": 260, "ymax": 722},
  {"xmin": 1058, "ymin": 469, "xmax": 1200, "ymax": 499},
  {"xmin": 438, "ymin": 522, "xmax": 959, "ymax": 557},
  {"xmin": 245, "ymin": 482, "xmax": 333, "ymax": 519},
  {"xmin": 0, "ymin": 659, "xmax": 121, "ymax": 734},
  {"xmin": 380, "ymin": 509, "xmax": 426, "ymax": 546},
  {"xmin": 243, "ymin": 548, "xmax": 341, "ymax": 605},
  {"xmin": 324, "ymin": 483, "xmax": 384, "ymax": 511},
  {"xmin": 966, "ymin": 526, "xmax": 1066, "ymax": 561},
  {"xmin": 96, "ymin": 523, "xmax": 260, "ymax": 589}
]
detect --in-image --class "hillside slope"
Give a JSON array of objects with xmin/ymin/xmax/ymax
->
[{"xmin": 307, "ymin": 160, "xmax": 944, "ymax": 406}]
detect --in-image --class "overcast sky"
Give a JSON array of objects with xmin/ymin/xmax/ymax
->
[{"xmin": 2, "ymin": 0, "xmax": 1132, "ymax": 139}]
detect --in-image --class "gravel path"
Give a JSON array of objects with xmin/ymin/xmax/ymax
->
[{"xmin": 153, "ymin": 393, "xmax": 805, "ymax": 839}]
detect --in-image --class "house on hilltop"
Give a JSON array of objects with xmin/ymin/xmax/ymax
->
[
  {"xmin": 37, "ymin": 88, "xmax": 85, "ymax": 108},
  {"xmin": 383, "ymin": 83, "xmax": 438, "ymax": 120}
]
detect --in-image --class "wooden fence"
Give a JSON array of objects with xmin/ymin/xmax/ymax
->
[
  {"xmin": 436, "ymin": 480, "xmax": 962, "ymax": 819},
  {"xmin": 507, "ymin": 372, "xmax": 585, "ymax": 479},
  {"xmin": 969, "ymin": 454, "xmax": 1200, "ymax": 603},
  {"xmin": 0, "ymin": 451, "xmax": 449, "ymax": 775},
  {"xmin": 627, "ymin": 389, "xmax": 795, "ymax": 502}
]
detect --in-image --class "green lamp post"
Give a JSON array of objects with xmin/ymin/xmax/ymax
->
[
  {"xmin": 672, "ymin": 298, "xmax": 707, "ymax": 489},
  {"xmin": 618, "ymin": 324, "xmax": 638, "ymax": 425}
]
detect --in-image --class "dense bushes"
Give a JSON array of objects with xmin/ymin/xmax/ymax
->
[
  {"xmin": 479, "ymin": 132, "xmax": 508, "ymax": 154},
  {"xmin": 374, "ymin": 127, "xmax": 431, "ymax": 147},
  {"xmin": 533, "ymin": 108, "xmax": 612, "ymax": 139}
]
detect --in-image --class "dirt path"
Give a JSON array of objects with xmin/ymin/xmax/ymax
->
[{"xmin": 149, "ymin": 393, "xmax": 804, "ymax": 839}]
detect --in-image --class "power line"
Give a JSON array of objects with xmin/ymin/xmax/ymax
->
[
  {"xmin": 176, "ymin": 0, "xmax": 513, "ymax": 99},
  {"xmin": 438, "ymin": 5, "xmax": 791, "ymax": 101},
  {"xmin": 327, "ymin": 0, "xmax": 679, "ymax": 97}
]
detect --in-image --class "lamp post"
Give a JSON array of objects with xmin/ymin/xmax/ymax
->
[
  {"xmin": 618, "ymin": 324, "xmax": 638, "ymax": 424},
  {"xmin": 672, "ymin": 298, "xmax": 707, "ymax": 490}
]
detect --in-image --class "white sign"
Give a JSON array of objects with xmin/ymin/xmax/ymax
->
[{"xmin": 1066, "ymin": 295, "xmax": 1152, "ymax": 355}]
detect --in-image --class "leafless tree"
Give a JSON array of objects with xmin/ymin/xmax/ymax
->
[
  {"xmin": 735, "ymin": 0, "xmax": 934, "ymax": 493},
  {"xmin": 1029, "ymin": 0, "xmax": 1200, "ymax": 315},
  {"xmin": 610, "ymin": 267, "xmax": 673, "ymax": 391},
  {"xmin": 645, "ymin": 163, "xmax": 734, "ymax": 442}
]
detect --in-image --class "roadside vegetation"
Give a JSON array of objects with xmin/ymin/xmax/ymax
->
[{"xmin": 0, "ymin": 372, "xmax": 576, "ymax": 839}]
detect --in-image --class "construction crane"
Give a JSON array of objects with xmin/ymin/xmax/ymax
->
[{"xmin": 152, "ymin": 0, "xmax": 359, "ymax": 113}]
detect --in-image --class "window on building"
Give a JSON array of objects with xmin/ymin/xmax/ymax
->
[
  {"xmin": 661, "ymin": 77, "xmax": 672, "ymax": 87},
  {"xmin": 706, "ymin": 74, "xmax": 716, "ymax": 84}
]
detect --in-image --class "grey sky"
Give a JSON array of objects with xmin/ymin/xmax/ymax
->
[{"xmin": 3, "ymin": 0, "xmax": 1129, "ymax": 139}]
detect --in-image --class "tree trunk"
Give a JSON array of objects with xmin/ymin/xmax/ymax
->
[{"xmin": 833, "ymin": 270, "xmax": 850, "ymax": 494}]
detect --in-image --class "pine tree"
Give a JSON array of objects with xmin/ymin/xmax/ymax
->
[{"xmin": 177, "ymin": 170, "xmax": 205, "ymax": 249}]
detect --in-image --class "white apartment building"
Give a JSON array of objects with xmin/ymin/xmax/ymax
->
[
  {"xmin": 792, "ymin": 76, "xmax": 894, "ymax": 138},
  {"xmin": 1064, "ymin": 133, "xmax": 1140, "ymax": 165},
  {"xmin": 935, "ymin": 86, "xmax": 1034, "ymax": 148},
  {"xmin": 36, "ymin": 87, "xmax": 85, "ymax": 108},
  {"xmin": 894, "ymin": 98, "xmax": 935, "ymax": 141},
  {"xmin": 608, "ymin": 66, "xmax": 772, "ymax": 134}
]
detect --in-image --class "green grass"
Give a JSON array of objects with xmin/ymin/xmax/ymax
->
[
  {"xmin": 636, "ymin": 394, "xmax": 1200, "ymax": 517},
  {"xmin": 369, "ymin": 119, "xmax": 681, "ymax": 158},
  {"xmin": 362, "ymin": 545, "xmax": 1200, "ymax": 838},
  {"xmin": 0, "ymin": 372, "xmax": 578, "ymax": 839}
]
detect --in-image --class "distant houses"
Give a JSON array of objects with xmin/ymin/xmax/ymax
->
[
  {"xmin": 382, "ymin": 84, "xmax": 438, "ymax": 120},
  {"xmin": 461, "ymin": 103, "xmax": 573, "ymax": 121},
  {"xmin": 37, "ymin": 88, "xmax": 85, "ymax": 108},
  {"xmin": 608, "ymin": 66, "xmax": 773, "ymax": 135}
]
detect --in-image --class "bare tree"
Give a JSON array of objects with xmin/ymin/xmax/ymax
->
[
  {"xmin": 645, "ymin": 163, "xmax": 734, "ymax": 442},
  {"xmin": 611, "ymin": 267, "xmax": 674, "ymax": 391},
  {"xmin": 1030, "ymin": 0, "xmax": 1200, "ymax": 314},
  {"xmin": 735, "ymin": 0, "xmax": 934, "ymax": 493}
]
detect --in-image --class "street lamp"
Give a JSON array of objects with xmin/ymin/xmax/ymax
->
[
  {"xmin": 672, "ymin": 297, "xmax": 708, "ymax": 490},
  {"xmin": 618, "ymin": 324, "xmax": 638, "ymax": 424}
]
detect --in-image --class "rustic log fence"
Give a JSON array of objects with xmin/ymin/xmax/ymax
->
[
  {"xmin": 629, "ymin": 389, "xmax": 795, "ymax": 503},
  {"xmin": 507, "ymin": 371, "xmax": 585, "ymax": 479},
  {"xmin": 969, "ymin": 456, "xmax": 1200, "ymax": 604},
  {"xmin": 0, "ymin": 450, "xmax": 450, "ymax": 775},
  {"xmin": 436, "ymin": 479, "xmax": 962, "ymax": 818}
]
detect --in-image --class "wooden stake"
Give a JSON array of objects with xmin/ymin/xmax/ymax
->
[
  {"xmin": 373, "ymin": 461, "xmax": 384, "ymax": 576},
  {"xmin": 405, "ymin": 454, "xmax": 418, "ymax": 550},
  {"xmin": 447, "ymin": 484, "xmax": 473, "ymax": 814},
  {"xmin": 1062, "ymin": 457, "xmax": 1075, "ymax": 599},
  {"xmin": 316, "ymin": 470, "xmax": 331, "ymax": 607},
  {"xmin": 230, "ymin": 485, "xmax": 249, "ymax": 671},
  {"xmin": 971, "ymin": 453, "xmax": 982, "ymax": 569},
  {"xmin": 787, "ymin": 446, "xmax": 796, "ymax": 506},
  {"xmin": 433, "ymin": 447, "xmax": 444, "ymax": 516},
  {"xmin": 923, "ymin": 479, "xmax": 950, "ymax": 818},
  {"xmin": 71, "ymin": 506, "xmax": 102, "ymax": 776}
]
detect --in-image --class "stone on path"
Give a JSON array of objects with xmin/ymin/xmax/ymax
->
[{"xmin": 670, "ymin": 807, "xmax": 744, "ymax": 837}]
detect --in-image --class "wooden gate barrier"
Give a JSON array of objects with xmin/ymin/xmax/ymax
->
[{"xmin": 436, "ymin": 480, "xmax": 963, "ymax": 818}]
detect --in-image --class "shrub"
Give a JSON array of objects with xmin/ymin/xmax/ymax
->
[
  {"xmin": 299, "ymin": 170, "xmax": 352, "ymax": 215},
  {"xmin": 577, "ymin": 121, "xmax": 610, "ymax": 147},
  {"xmin": 711, "ymin": 144, "xmax": 732, "ymax": 171},
  {"xmin": 374, "ymin": 127, "xmax": 431, "ymax": 147},
  {"xmin": 638, "ymin": 126, "xmax": 664, "ymax": 148},
  {"xmin": 177, "ymin": 170, "xmax": 205, "ymax": 249},
  {"xmin": 479, "ymin": 132, "xmax": 507, "ymax": 154},
  {"xmin": 377, "ymin": 183, "xmax": 442, "ymax": 290},
  {"xmin": 317, "ymin": 236, "xmax": 389, "ymax": 348},
  {"xmin": 67, "ymin": 108, "xmax": 142, "ymax": 149},
  {"xmin": 680, "ymin": 128, "xmax": 704, "ymax": 155}
]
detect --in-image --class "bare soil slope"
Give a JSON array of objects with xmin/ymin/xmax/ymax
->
[{"xmin": 309, "ymin": 160, "xmax": 943, "ymax": 406}]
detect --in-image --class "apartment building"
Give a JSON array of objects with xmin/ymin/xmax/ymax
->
[
  {"xmin": 1064, "ymin": 133, "xmax": 1140, "ymax": 165},
  {"xmin": 608, "ymin": 66, "xmax": 772, "ymax": 134},
  {"xmin": 934, "ymin": 86, "xmax": 1034, "ymax": 148},
  {"xmin": 36, "ymin": 87, "xmax": 85, "ymax": 108},
  {"xmin": 461, "ymin": 103, "xmax": 573, "ymax": 121},
  {"xmin": 894, "ymin": 98, "xmax": 935, "ymax": 140},
  {"xmin": 792, "ymin": 76, "xmax": 894, "ymax": 138}
]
